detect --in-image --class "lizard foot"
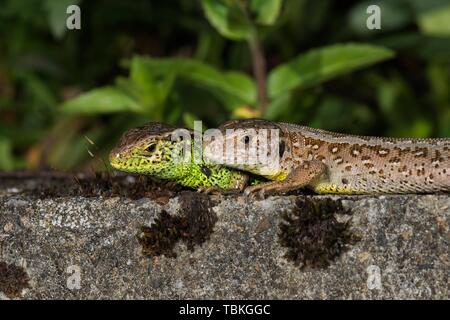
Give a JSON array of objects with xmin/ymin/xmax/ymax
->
[
  {"xmin": 244, "ymin": 160, "xmax": 327, "ymax": 196},
  {"xmin": 243, "ymin": 185, "xmax": 267, "ymax": 199}
]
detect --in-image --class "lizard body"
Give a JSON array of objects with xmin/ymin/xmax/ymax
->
[
  {"xmin": 109, "ymin": 122, "xmax": 249, "ymax": 191},
  {"xmin": 203, "ymin": 119, "xmax": 450, "ymax": 195}
]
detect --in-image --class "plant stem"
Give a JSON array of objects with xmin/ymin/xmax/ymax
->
[
  {"xmin": 248, "ymin": 34, "xmax": 268, "ymax": 116},
  {"xmin": 236, "ymin": 1, "xmax": 268, "ymax": 115}
]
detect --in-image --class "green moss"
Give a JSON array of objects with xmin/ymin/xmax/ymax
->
[
  {"xmin": 138, "ymin": 192, "xmax": 217, "ymax": 258},
  {"xmin": 278, "ymin": 198, "xmax": 359, "ymax": 269}
]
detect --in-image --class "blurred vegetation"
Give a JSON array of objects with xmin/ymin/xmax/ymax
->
[{"xmin": 0, "ymin": 0, "xmax": 449, "ymax": 171}]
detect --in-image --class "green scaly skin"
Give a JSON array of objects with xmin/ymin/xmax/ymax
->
[{"xmin": 109, "ymin": 122, "xmax": 249, "ymax": 191}]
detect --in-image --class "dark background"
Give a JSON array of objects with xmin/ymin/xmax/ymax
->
[{"xmin": 0, "ymin": 0, "xmax": 449, "ymax": 171}]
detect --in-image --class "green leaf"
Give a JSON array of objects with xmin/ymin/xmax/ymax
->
[
  {"xmin": 0, "ymin": 136, "xmax": 14, "ymax": 171},
  {"xmin": 129, "ymin": 57, "xmax": 175, "ymax": 109},
  {"xmin": 60, "ymin": 87, "xmax": 143, "ymax": 114},
  {"xmin": 251, "ymin": 0, "xmax": 282, "ymax": 25},
  {"xmin": 133, "ymin": 56, "xmax": 257, "ymax": 106},
  {"xmin": 417, "ymin": 4, "xmax": 450, "ymax": 36},
  {"xmin": 44, "ymin": 0, "xmax": 81, "ymax": 39},
  {"xmin": 267, "ymin": 43, "xmax": 394, "ymax": 98},
  {"xmin": 201, "ymin": 0, "xmax": 252, "ymax": 40}
]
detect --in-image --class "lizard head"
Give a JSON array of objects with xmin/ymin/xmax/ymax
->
[
  {"xmin": 110, "ymin": 122, "xmax": 192, "ymax": 180},
  {"xmin": 203, "ymin": 119, "xmax": 287, "ymax": 178}
]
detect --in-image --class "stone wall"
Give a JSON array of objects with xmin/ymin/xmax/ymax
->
[{"xmin": 0, "ymin": 175, "xmax": 448, "ymax": 299}]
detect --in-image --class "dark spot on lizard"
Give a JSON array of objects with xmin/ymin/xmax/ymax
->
[
  {"xmin": 394, "ymin": 146, "xmax": 411, "ymax": 156},
  {"xmin": 349, "ymin": 145, "xmax": 363, "ymax": 157},
  {"xmin": 413, "ymin": 147, "xmax": 428, "ymax": 158},
  {"xmin": 146, "ymin": 144, "xmax": 157, "ymax": 153},
  {"xmin": 431, "ymin": 150, "xmax": 444, "ymax": 163},
  {"xmin": 376, "ymin": 147, "xmax": 390, "ymax": 157},
  {"xmin": 201, "ymin": 166, "xmax": 212, "ymax": 177},
  {"xmin": 328, "ymin": 144, "xmax": 340, "ymax": 154},
  {"xmin": 315, "ymin": 155, "xmax": 325, "ymax": 161},
  {"xmin": 364, "ymin": 163, "xmax": 374, "ymax": 169},
  {"xmin": 279, "ymin": 140, "xmax": 285, "ymax": 158}
]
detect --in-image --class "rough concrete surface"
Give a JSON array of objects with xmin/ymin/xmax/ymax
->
[{"xmin": 0, "ymin": 174, "xmax": 448, "ymax": 299}]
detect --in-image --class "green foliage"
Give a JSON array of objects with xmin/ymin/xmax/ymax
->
[
  {"xmin": 132, "ymin": 57, "xmax": 256, "ymax": 106},
  {"xmin": 201, "ymin": 0, "xmax": 282, "ymax": 40},
  {"xmin": 202, "ymin": 0, "xmax": 253, "ymax": 40},
  {"xmin": 61, "ymin": 87, "xmax": 144, "ymax": 114},
  {"xmin": 0, "ymin": 138, "xmax": 14, "ymax": 171},
  {"xmin": 251, "ymin": 0, "xmax": 282, "ymax": 25},
  {"xmin": 267, "ymin": 43, "xmax": 394, "ymax": 98},
  {"xmin": 1, "ymin": 0, "xmax": 449, "ymax": 171},
  {"xmin": 417, "ymin": 3, "xmax": 450, "ymax": 36},
  {"xmin": 60, "ymin": 56, "xmax": 257, "ymax": 117}
]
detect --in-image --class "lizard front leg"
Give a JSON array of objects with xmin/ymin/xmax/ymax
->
[{"xmin": 243, "ymin": 161, "xmax": 327, "ymax": 196}]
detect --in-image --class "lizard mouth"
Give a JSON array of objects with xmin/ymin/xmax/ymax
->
[
  {"xmin": 109, "ymin": 148, "xmax": 132, "ymax": 170},
  {"xmin": 109, "ymin": 152, "xmax": 123, "ymax": 169}
]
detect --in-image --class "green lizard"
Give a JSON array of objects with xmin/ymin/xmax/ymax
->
[
  {"xmin": 109, "ymin": 122, "xmax": 250, "ymax": 191},
  {"xmin": 203, "ymin": 119, "xmax": 450, "ymax": 195}
]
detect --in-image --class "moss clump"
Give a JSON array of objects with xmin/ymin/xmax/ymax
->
[
  {"xmin": 138, "ymin": 210, "xmax": 182, "ymax": 258},
  {"xmin": 278, "ymin": 198, "xmax": 358, "ymax": 269},
  {"xmin": 0, "ymin": 261, "xmax": 31, "ymax": 298},
  {"xmin": 138, "ymin": 192, "xmax": 217, "ymax": 257}
]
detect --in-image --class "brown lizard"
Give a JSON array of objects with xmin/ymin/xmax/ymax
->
[{"xmin": 202, "ymin": 119, "xmax": 450, "ymax": 195}]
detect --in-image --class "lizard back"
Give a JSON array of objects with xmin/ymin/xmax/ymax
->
[{"xmin": 278, "ymin": 122, "xmax": 450, "ymax": 194}]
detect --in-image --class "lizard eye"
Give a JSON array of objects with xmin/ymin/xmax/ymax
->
[{"xmin": 146, "ymin": 144, "xmax": 157, "ymax": 153}]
